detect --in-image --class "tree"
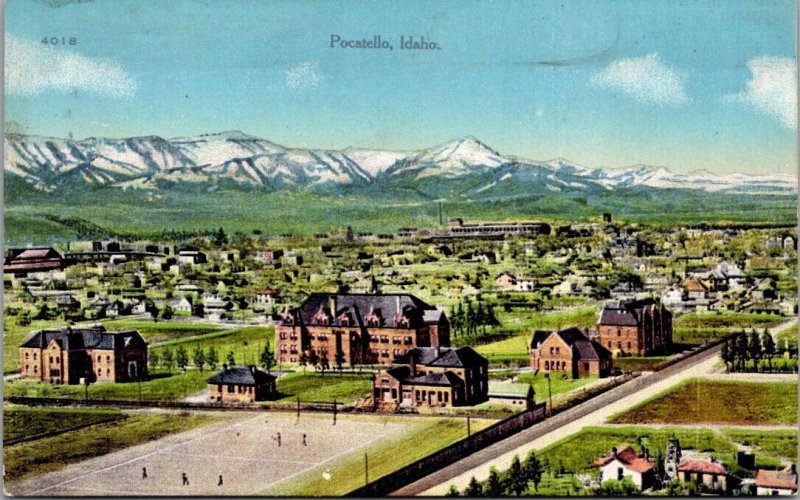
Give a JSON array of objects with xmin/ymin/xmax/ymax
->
[
  {"xmin": 762, "ymin": 330, "xmax": 776, "ymax": 372},
  {"xmin": 226, "ymin": 350, "xmax": 236, "ymax": 367},
  {"xmin": 35, "ymin": 303, "xmax": 52, "ymax": 320},
  {"xmin": 464, "ymin": 476, "xmax": 483, "ymax": 497},
  {"xmin": 299, "ymin": 351, "xmax": 309, "ymax": 372},
  {"xmin": 148, "ymin": 350, "xmax": 160, "ymax": 372},
  {"xmin": 523, "ymin": 449, "xmax": 544, "ymax": 493},
  {"xmin": 748, "ymin": 330, "xmax": 762, "ymax": 370},
  {"xmin": 445, "ymin": 485, "xmax": 460, "ymax": 497},
  {"xmin": 214, "ymin": 227, "xmax": 228, "ymax": 246},
  {"xmin": 161, "ymin": 304, "xmax": 174, "ymax": 320},
  {"xmin": 465, "ymin": 301, "xmax": 476, "ymax": 337},
  {"xmin": 18, "ymin": 310, "xmax": 31, "ymax": 327},
  {"xmin": 720, "ymin": 340, "xmax": 733, "ymax": 373},
  {"xmin": 475, "ymin": 302, "xmax": 486, "ymax": 335},
  {"xmin": 207, "ymin": 346, "xmax": 219, "ymax": 370},
  {"xmin": 162, "ymin": 348, "xmax": 175, "ymax": 373},
  {"xmin": 193, "ymin": 345, "xmax": 207, "ymax": 372},
  {"xmin": 735, "ymin": 331, "xmax": 749, "ymax": 372},
  {"xmin": 145, "ymin": 299, "xmax": 158, "ymax": 320},
  {"xmin": 176, "ymin": 346, "xmax": 189, "ymax": 371},
  {"xmin": 192, "ymin": 300, "xmax": 204, "ymax": 318},
  {"xmin": 319, "ymin": 351, "xmax": 330, "ymax": 375},
  {"xmin": 260, "ymin": 342, "xmax": 275, "ymax": 373},
  {"xmin": 309, "ymin": 350, "xmax": 320, "ymax": 371},
  {"xmin": 505, "ymin": 455, "xmax": 528, "ymax": 496},
  {"xmin": 334, "ymin": 350, "xmax": 346, "ymax": 373},
  {"xmin": 485, "ymin": 305, "xmax": 500, "ymax": 331},
  {"xmin": 483, "ymin": 467, "xmax": 503, "ymax": 497},
  {"xmin": 592, "ymin": 477, "xmax": 640, "ymax": 496}
]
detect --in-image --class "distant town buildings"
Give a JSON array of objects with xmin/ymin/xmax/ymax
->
[
  {"xmin": 19, "ymin": 325, "xmax": 148, "ymax": 384},
  {"xmin": 207, "ymin": 365, "xmax": 276, "ymax": 403},
  {"xmin": 371, "ymin": 346, "xmax": 488, "ymax": 409},
  {"xmin": 276, "ymin": 293, "xmax": 450, "ymax": 366},
  {"xmin": 597, "ymin": 298, "xmax": 673, "ymax": 356},
  {"xmin": 529, "ymin": 327, "xmax": 613, "ymax": 378}
]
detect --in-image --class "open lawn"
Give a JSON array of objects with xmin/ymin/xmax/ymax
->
[
  {"xmin": 614, "ymin": 356, "xmax": 668, "ymax": 373},
  {"xmin": 4, "ymin": 370, "xmax": 209, "ymax": 401},
  {"xmin": 149, "ymin": 326, "xmax": 275, "ymax": 369},
  {"xmin": 674, "ymin": 312, "xmax": 786, "ymax": 329},
  {"xmin": 611, "ymin": 379, "xmax": 797, "ymax": 426},
  {"xmin": 264, "ymin": 417, "xmax": 492, "ymax": 496},
  {"xmin": 100, "ymin": 318, "xmax": 222, "ymax": 344},
  {"xmin": 722, "ymin": 428, "xmax": 798, "ymax": 463},
  {"xmin": 3, "ymin": 406, "xmax": 125, "ymax": 444},
  {"xmin": 273, "ymin": 372, "xmax": 373, "ymax": 404},
  {"xmin": 4, "ymin": 411, "xmax": 220, "ymax": 481},
  {"xmin": 511, "ymin": 371, "xmax": 597, "ymax": 403},
  {"xmin": 3, "ymin": 318, "xmax": 65, "ymax": 374}
]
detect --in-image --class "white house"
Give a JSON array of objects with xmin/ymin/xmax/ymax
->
[
  {"xmin": 594, "ymin": 446, "xmax": 656, "ymax": 490},
  {"xmin": 661, "ymin": 289, "xmax": 684, "ymax": 309},
  {"xmin": 755, "ymin": 467, "xmax": 797, "ymax": 496}
]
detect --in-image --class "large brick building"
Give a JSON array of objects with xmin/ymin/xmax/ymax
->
[
  {"xmin": 372, "ymin": 346, "xmax": 488, "ymax": 408},
  {"xmin": 597, "ymin": 298, "xmax": 672, "ymax": 356},
  {"xmin": 19, "ymin": 326, "xmax": 148, "ymax": 384},
  {"xmin": 530, "ymin": 327, "xmax": 613, "ymax": 378},
  {"xmin": 276, "ymin": 293, "xmax": 450, "ymax": 366}
]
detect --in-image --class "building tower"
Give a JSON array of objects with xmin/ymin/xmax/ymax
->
[{"xmin": 664, "ymin": 438, "xmax": 682, "ymax": 481}]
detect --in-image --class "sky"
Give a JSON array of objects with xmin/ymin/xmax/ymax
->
[{"xmin": 4, "ymin": 0, "xmax": 798, "ymax": 176}]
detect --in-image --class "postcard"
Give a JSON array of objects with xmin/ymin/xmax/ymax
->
[{"xmin": 3, "ymin": 0, "xmax": 797, "ymax": 497}]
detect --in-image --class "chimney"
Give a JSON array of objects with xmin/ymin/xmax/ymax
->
[
  {"xmin": 395, "ymin": 295, "xmax": 400, "ymax": 315},
  {"xmin": 612, "ymin": 447, "xmax": 618, "ymax": 458},
  {"xmin": 642, "ymin": 448, "xmax": 650, "ymax": 461},
  {"xmin": 409, "ymin": 350, "xmax": 417, "ymax": 376},
  {"xmin": 329, "ymin": 295, "xmax": 336, "ymax": 315},
  {"xmin": 222, "ymin": 363, "xmax": 228, "ymax": 372},
  {"xmin": 435, "ymin": 345, "xmax": 441, "ymax": 358},
  {"xmin": 250, "ymin": 365, "xmax": 256, "ymax": 374}
]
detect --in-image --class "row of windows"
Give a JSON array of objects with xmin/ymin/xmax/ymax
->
[
  {"xmin": 217, "ymin": 384, "xmax": 254, "ymax": 394},
  {"xmin": 23, "ymin": 352, "xmax": 38, "ymax": 360},
  {"xmin": 545, "ymin": 360, "xmax": 567, "ymax": 371},
  {"xmin": 97, "ymin": 368, "xmax": 111, "ymax": 376},
  {"xmin": 606, "ymin": 341, "xmax": 633, "ymax": 349},
  {"xmin": 549, "ymin": 346, "xmax": 561, "ymax": 354},
  {"xmin": 24, "ymin": 364, "xmax": 39, "ymax": 373}
]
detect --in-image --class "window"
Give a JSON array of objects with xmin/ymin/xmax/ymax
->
[
  {"xmin": 228, "ymin": 385, "xmax": 234, "ymax": 392},
  {"xmin": 98, "ymin": 369, "xmax": 102, "ymax": 376},
  {"xmin": 217, "ymin": 384, "xmax": 222, "ymax": 392},
  {"xmin": 33, "ymin": 352, "xmax": 37, "ymax": 360},
  {"xmin": 549, "ymin": 347, "xmax": 554, "ymax": 354},
  {"xmin": 25, "ymin": 352, "xmax": 29, "ymax": 359},
  {"xmin": 544, "ymin": 361, "xmax": 550, "ymax": 370},
  {"xmin": 97, "ymin": 355, "xmax": 101, "ymax": 362},
  {"xmin": 49, "ymin": 356, "xmax": 53, "ymax": 364},
  {"xmin": 107, "ymin": 355, "xmax": 111, "ymax": 362},
  {"xmin": 554, "ymin": 347, "xmax": 560, "ymax": 354},
  {"xmin": 617, "ymin": 329, "xmax": 621, "ymax": 337},
  {"xmin": 627, "ymin": 342, "xmax": 631, "ymax": 349},
  {"xmin": 617, "ymin": 468, "xmax": 624, "ymax": 480},
  {"xmin": 24, "ymin": 364, "xmax": 28, "ymax": 372}
]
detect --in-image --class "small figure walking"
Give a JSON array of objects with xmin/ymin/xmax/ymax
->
[
  {"xmin": 302, "ymin": 434, "xmax": 307, "ymax": 446},
  {"xmin": 182, "ymin": 472, "xmax": 189, "ymax": 486},
  {"xmin": 218, "ymin": 474, "xmax": 223, "ymax": 486},
  {"xmin": 272, "ymin": 432, "xmax": 281, "ymax": 447},
  {"xmin": 142, "ymin": 467, "xmax": 147, "ymax": 480}
]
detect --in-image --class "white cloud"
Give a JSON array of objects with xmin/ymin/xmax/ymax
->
[
  {"xmin": 592, "ymin": 53, "xmax": 687, "ymax": 105},
  {"xmin": 725, "ymin": 56, "xmax": 796, "ymax": 129},
  {"xmin": 285, "ymin": 62, "xmax": 323, "ymax": 91},
  {"xmin": 5, "ymin": 35, "xmax": 136, "ymax": 97}
]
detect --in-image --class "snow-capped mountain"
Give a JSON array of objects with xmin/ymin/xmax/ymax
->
[{"xmin": 4, "ymin": 132, "xmax": 796, "ymax": 197}]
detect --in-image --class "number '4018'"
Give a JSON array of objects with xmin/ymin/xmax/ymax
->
[{"xmin": 41, "ymin": 37, "xmax": 77, "ymax": 45}]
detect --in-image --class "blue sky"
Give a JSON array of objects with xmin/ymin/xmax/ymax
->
[{"xmin": 5, "ymin": 0, "xmax": 797, "ymax": 175}]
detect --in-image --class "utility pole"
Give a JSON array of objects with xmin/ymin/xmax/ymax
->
[
  {"xmin": 296, "ymin": 395, "xmax": 300, "ymax": 421},
  {"xmin": 467, "ymin": 412, "xmax": 471, "ymax": 438},
  {"xmin": 545, "ymin": 373, "xmax": 553, "ymax": 417},
  {"xmin": 364, "ymin": 453, "xmax": 369, "ymax": 485},
  {"xmin": 332, "ymin": 399, "xmax": 337, "ymax": 425}
]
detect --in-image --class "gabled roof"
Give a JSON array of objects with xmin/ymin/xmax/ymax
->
[
  {"xmin": 488, "ymin": 382, "xmax": 533, "ymax": 398},
  {"xmin": 20, "ymin": 326, "xmax": 146, "ymax": 351},
  {"xmin": 678, "ymin": 459, "xmax": 727, "ymax": 475},
  {"xmin": 573, "ymin": 339, "xmax": 612, "ymax": 361},
  {"xmin": 207, "ymin": 366, "xmax": 276, "ymax": 385},
  {"xmin": 531, "ymin": 328, "xmax": 611, "ymax": 361},
  {"xmin": 13, "ymin": 248, "xmax": 62, "ymax": 260},
  {"xmin": 292, "ymin": 293, "xmax": 439, "ymax": 328},
  {"xmin": 755, "ymin": 469, "xmax": 798, "ymax": 490},
  {"xmin": 399, "ymin": 346, "xmax": 487, "ymax": 369},
  {"xmin": 598, "ymin": 297, "xmax": 664, "ymax": 327},
  {"xmin": 594, "ymin": 446, "xmax": 655, "ymax": 473},
  {"xmin": 404, "ymin": 371, "xmax": 463, "ymax": 387}
]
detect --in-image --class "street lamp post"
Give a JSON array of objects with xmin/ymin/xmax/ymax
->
[{"xmin": 545, "ymin": 373, "xmax": 553, "ymax": 417}]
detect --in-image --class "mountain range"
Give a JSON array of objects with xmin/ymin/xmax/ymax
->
[{"xmin": 4, "ymin": 132, "xmax": 796, "ymax": 199}]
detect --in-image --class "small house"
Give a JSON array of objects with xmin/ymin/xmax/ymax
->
[{"xmin": 207, "ymin": 365, "xmax": 276, "ymax": 403}]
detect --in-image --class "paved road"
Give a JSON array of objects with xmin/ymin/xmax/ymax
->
[{"xmin": 393, "ymin": 343, "xmax": 724, "ymax": 496}]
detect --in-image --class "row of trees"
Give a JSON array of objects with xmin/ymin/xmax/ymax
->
[
  {"xmin": 149, "ymin": 342, "xmax": 278, "ymax": 374},
  {"xmin": 720, "ymin": 329, "xmax": 794, "ymax": 372},
  {"xmin": 298, "ymin": 349, "xmax": 347, "ymax": 375},
  {"xmin": 449, "ymin": 300, "xmax": 501, "ymax": 338},
  {"xmin": 446, "ymin": 450, "xmax": 544, "ymax": 497}
]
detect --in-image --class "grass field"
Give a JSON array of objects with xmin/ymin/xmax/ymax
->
[
  {"xmin": 3, "ymin": 318, "xmax": 65, "ymax": 374},
  {"xmin": 264, "ymin": 417, "xmax": 492, "ymax": 496},
  {"xmin": 273, "ymin": 372, "xmax": 373, "ymax": 404},
  {"xmin": 3, "ymin": 406, "xmax": 125, "ymax": 444},
  {"xmin": 722, "ymin": 428, "xmax": 798, "ymax": 463},
  {"xmin": 614, "ymin": 356, "xmax": 668, "ymax": 373},
  {"xmin": 149, "ymin": 326, "xmax": 276, "ymax": 369},
  {"xmin": 100, "ymin": 319, "xmax": 222, "ymax": 344},
  {"xmin": 611, "ymin": 379, "xmax": 797, "ymax": 426},
  {"xmin": 4, "ymin": 411, "xmax": 220, "ymax": 481}
]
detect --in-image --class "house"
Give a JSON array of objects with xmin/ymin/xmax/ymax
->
[
  {"xmin": 253, "ymin": 289, "xmax": 279, "ymax": 306},
  {"xmin": 755, "ymin": 466, "xmax": 797, "ymax": 496},
  {"xmin": 253, "ymin": 249, "xmax": 284, "ymax": 263},
  {"xmin": 661, "ymin": 289, "xmax": 684, "ymax": 309},
  {"xmin": 54, "ymin": 294, "xmax": 81, "ymax": 311},
  {"xmin": 684, "ymin": 277, "xmax": 709, "ymax": 299},
  {"xmin": 169, "ymin": 296, "xmax": 192, "ymax": 313},
  {"xmin": 678, "ymin": 459, "xmax": 728, "ymax": 493},
  {"xmin": 371, "ymin": 346, "xmax": 488, "ymax": 408},
  {"xmin": 19, "ymin": 325, "xmax": 148, "ymax": 384},
  {"xmin": 177, "ymin": 250, "xmax": 207, "ymax": 265},
  {"xmin": 494, "ymin": 272, "xmax": 517, "ymax": 290},
  {"xmin": 597, "ymin": 298, "xmax": 672, "ymax": 356},
  {"xmin": 276, "ymin": 293, "xmax": 450, "ymax": 366},
  {"xmin": 487, "ymin": 381, "xmax": 534, "ymax": 409},
  {"xmin": 515, "ymin": 279, "xmax": 535, "ymax": 292},
  {"xmin": 4, "ymin": 247, "xmax": 65, "ymax": 276},
  {"xmin": 530, "ymin": 327, "xmax": 613, "ymax": 378},
  {"xmin": 594, "ymin": 446, "xmax": 657, "ymax": 490},
  {"xmin": 207, "ymin": 365, "xmax": 276, "ymax": 403}
]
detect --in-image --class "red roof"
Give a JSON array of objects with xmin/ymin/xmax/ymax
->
[
  {"xmin": 756, "ymin": 469, "xmax": 798, "ymax": 490},
  {"xmin": 256, "ymin": 289, "xmax": 277, "ymax": 295},
  {"xmin": 16, "ymin": 248, "xmax": 57, "ymax": 260},
  {"xmin": 594, "ymin": 446, "xmax": 655, "ymax": 473},
  {"xmin": 678, "ymin": 459, "xmax": 727, "ymax": 475},
  {"xmin": 4, "ymin": 260, "xmax": 63, "ymax": 272}
]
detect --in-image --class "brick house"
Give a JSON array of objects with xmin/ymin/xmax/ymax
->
[
  {"xmin": 276, "ymin": 293, "xmax": 450, "ymax": 366},
  {"xmin": 595, "ymin": 446, "xmax": 657, "ymax": 490},
  {"xmin": 597, "ymin": 298, "xmax": 672, "ymax": 356},
  {"xmin": 371, "ymin": 346, "xmax": 488, "ymax": 408},
  {"xmin": 529, "ymin": 327, "xmax": 613, "ymax": 378},
  {"xmin": 207, "ymin": 365, "xmax": 276, "ymax": 403},
  {"xmin": 19, "ymin": 326, "xmax": 147, "ymax": 384}
]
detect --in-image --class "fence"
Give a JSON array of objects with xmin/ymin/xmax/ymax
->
[{"xmin": 346, "ymin": 402, "xmax": 546, "ymax": 497}]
